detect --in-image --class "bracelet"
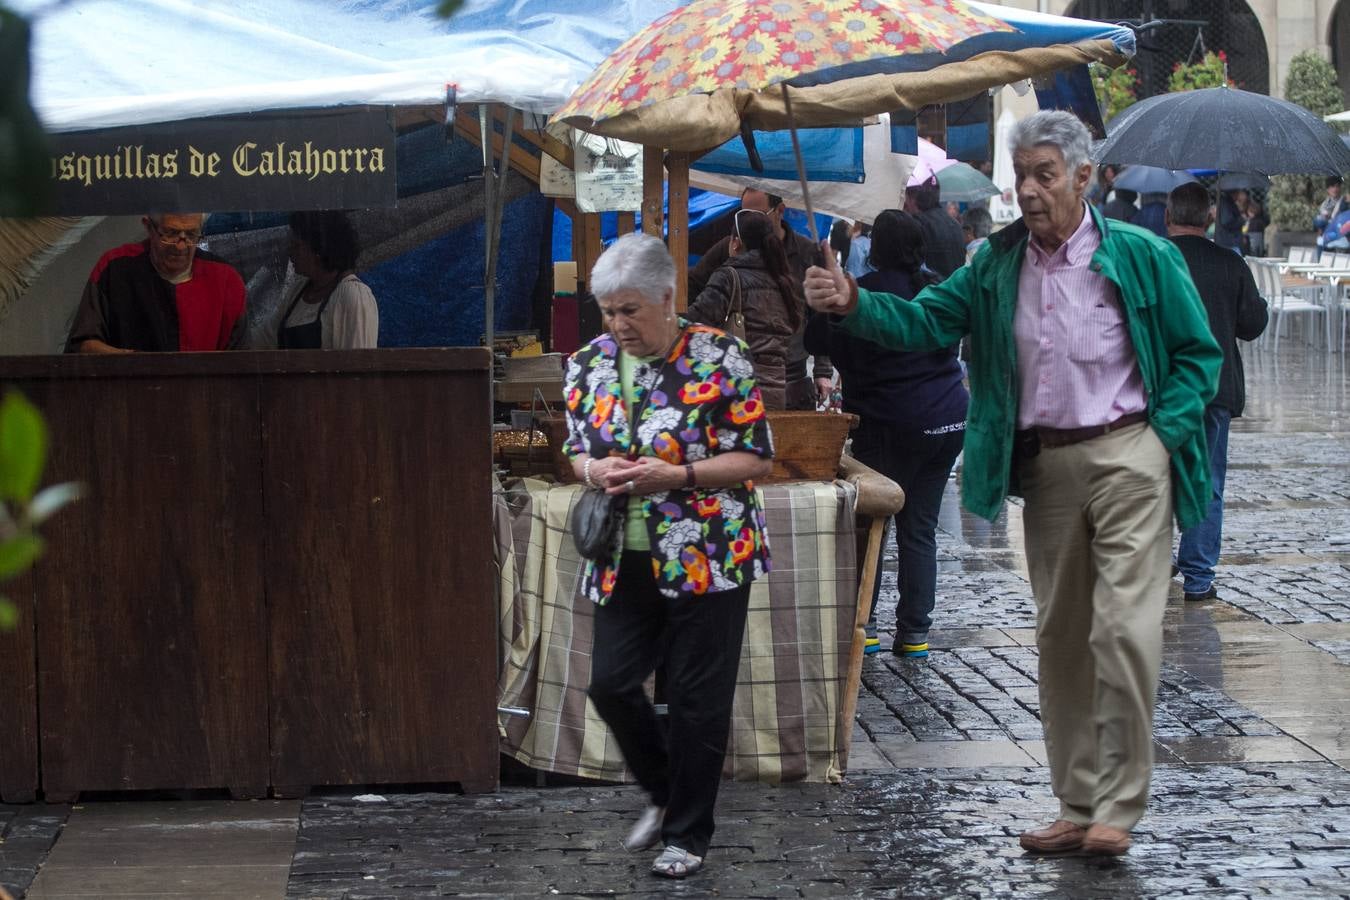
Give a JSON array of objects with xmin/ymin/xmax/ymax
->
[
  {"xmin": 584, "ymin": 457, "xmax": 596, "ymax": 488},
  {"xmin": 684, "ymin": 463, "xmax": 696, "ymax": 488}
]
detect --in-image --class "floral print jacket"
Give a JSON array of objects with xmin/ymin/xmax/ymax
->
[{"xmin": 563, "ymin": 322, "xmax": 774, "ymax": 603}]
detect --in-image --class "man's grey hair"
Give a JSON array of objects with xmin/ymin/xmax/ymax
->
[
  {"xmin": 1008, "ymin": 110, "xmax": 1092, "ymax": 173},
  {"xmin": 1167, "ymin": 182, "xmax": 1212, "ymax": 229},
  {"xmin": 962, "ymin": 206, "xmax": 993, "ymax": 238},
  {"xmin": 589, "ymin": 232, "xmax": 676, "ymax": 304}
]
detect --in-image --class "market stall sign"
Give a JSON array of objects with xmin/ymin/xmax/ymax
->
[{"xmin": 44, "ymin": 107, "xmax": 397, "ymax": 215}]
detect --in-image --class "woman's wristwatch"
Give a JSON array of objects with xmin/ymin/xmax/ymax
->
[{"xmin": 684, "ymin": 463, "xmax": 696, "ymax": 488}]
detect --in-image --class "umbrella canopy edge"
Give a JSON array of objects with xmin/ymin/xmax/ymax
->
[{"xmin": 557, "ymin": 38, "xmax": 1127, "ymax": 152}]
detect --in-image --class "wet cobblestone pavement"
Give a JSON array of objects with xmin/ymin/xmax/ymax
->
[{"xmin": 6, "ymin": 346, "xmax": 1350, "ymax": 898}]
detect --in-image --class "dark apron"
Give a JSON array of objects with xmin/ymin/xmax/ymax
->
[{"xmin": 278, "ymin": 280, "xmax": 338, "ymax": 349}]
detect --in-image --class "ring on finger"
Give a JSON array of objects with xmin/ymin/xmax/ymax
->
[{"xmin": 625, "ymin": 480, "xmax": 636, "ymax": 493}]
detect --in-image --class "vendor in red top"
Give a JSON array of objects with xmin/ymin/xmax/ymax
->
[{"xmin": 65, "ymin": 213, "xmax": 246, "ymax": 353}]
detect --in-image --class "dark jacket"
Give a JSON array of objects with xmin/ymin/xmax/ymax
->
[
  {"xmin": 803, "ymin": 268, "xmax": 967, "ymax": 433},
  {"xmin": 1170, "ymin": 234, "xmax": 1269, "ymax": 416},
  {"xmin": 1131, "ymin": 200, "xmax": 1167, "ymax": 238},
  {"xmin": 689, "ymin": 222, "xmax": 827, "ymax": 381},
  {"xmin": 1214, "ymin": 193, "xmax": 1244, "ymax": 252},
  {"xmin": 915, "ymin": 206, "xmax": 967, "ymax": 280},
  {"xmin": 687, "ymin": 250, "xmax": 799, "ymax": 409},
  {"xmin": 1100, "ymin": 195, "xmax": 1137, "ymax": 222}
]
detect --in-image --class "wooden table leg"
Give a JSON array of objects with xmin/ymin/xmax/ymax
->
[{"xmin": 837, "ymin": 516, "xmax": 887, "ymax": 773}]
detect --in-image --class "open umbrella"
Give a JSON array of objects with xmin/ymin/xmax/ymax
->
[
  {"xmin": 553, "ymin": 0, "xmax": 1017, "ymax": 239},
  {"xmin": 1095, "ymin": 86, "xmax": 1350, "ymax": 176},
  {"xmin": 1214, "ymin": 172, "xmax": 1270, "ymax": 192},
  {"xmin": 1111, "ymin": 166, "xmax": 1196, "ymax": 195},
  {"xmin": 933, "ymin": 162, "xmax": 999, "ymax": 203},
  {"xmin": 554, "ymin": 0, "xmax": 1135, "ymax": 240}
]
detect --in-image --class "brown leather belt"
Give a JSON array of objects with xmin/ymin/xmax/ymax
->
[{"xmin": 1021, "ymin": 411, "xmax": 1149, "ymax": 450}]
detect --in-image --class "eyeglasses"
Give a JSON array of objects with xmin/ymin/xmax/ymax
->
[
  {"xmin": 734, "ymin": 208, "xmax": 767, "ymax": 239},
  {"xmin": 148, "ymin": 220, "xmax": 202, "ymax": 246}
]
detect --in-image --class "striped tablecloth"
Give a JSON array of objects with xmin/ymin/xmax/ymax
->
[{"xmin": 494, "ymin": 478, "xmax": 858, "ymax": 784}]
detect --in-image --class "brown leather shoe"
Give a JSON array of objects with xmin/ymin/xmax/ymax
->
[
  {"xmin": 1019, "ymin": 819, "xmax": 1087, "ymax": 853},
  {"xmin": 1082, "ymin": 823, "xmax": 1132, "ymax": 856}
]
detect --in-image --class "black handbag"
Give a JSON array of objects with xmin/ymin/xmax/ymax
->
[
  {"xmin": 571, "ymin": 488, "xmax": 621, "ymax": 560},
  {"xmin": 568, "ymin": 335, "xmax": 679, "ymax": 561}
]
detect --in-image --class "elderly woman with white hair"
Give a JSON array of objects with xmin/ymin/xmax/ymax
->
[
  {"xmin": 804, "ymin": 110, "xmax": 1220, "ymax": 857},
  {"xmin": 562, "ymin": 232, "xmax": 774, "ymax": 879}
]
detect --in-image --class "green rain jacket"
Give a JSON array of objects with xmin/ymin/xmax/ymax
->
[{"xmin": 840, "ymin": 207, "xmax": 1222, "ymax": 531}]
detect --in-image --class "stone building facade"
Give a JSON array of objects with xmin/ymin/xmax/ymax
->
[{"xmin": 988, "ymin": 0, "xmax": 1348, "ymax": 104}]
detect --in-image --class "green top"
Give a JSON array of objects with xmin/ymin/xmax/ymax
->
[
  {"xmin": 840, "ymin": 207, "xmax": 1222, "ymax": 530},
  {"xmin": 619, "ymin": 349, "xmax": 657, "ymax": 550}
]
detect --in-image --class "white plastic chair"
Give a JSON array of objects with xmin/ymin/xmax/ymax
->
[{"xmin": 1254, "ymin": 261, "xmax": 1330, "ymax": 353}]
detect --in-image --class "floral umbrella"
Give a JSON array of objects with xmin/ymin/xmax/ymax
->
[
  {"xmin": 552, "ymin": 0, "xmax": 1132, "ymax": 154},
  {"xmin": 554, "ymin": 0, "xmax": 1014, "ymax": 130}
]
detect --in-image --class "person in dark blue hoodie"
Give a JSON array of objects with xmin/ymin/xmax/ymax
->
[{"xmin": 804, "ymin": 209, "xmax": 969, "ymax": 659}]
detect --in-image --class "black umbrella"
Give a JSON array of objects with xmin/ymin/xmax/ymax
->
[{"xmin": 1094, "ymin": 86, "xmax": 1350, "ymax": 176}]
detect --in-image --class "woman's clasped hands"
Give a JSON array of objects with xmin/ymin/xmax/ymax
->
[{"xmin": 592, "ymin": 455, "xmax": 682, "ymax": 496}]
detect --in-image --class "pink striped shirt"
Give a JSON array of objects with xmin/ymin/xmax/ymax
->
[{"xmin": 1013, "ymin": 205, "xmax": 1148, "ymax": 430}]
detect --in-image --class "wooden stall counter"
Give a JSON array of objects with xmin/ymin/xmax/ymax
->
[{"xmin": 0, "ymin": 350, "xmax": 499, "ymax": 802}]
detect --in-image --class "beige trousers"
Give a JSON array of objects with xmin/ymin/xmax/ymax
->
[{"xmin": 1019, "ymin": 422, "xmax": 1172, "ymax": 831}]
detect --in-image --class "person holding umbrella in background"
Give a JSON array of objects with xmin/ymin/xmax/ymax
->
[{"xmin": 1165, "ymin": 182, "xmax": 1268, "ymax": 603}]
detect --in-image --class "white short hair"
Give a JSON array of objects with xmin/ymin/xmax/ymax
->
[
  {"xmin": 1009, "ymin": 110, "xmax": 1092, "ymax": 173},
  {"xmin": 589, "ymin": 232, "xmax": 675, "ymax": 304}
]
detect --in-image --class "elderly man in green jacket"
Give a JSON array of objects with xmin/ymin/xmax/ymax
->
[{"xmin": 806, "ymin": 110, "xmax": 1221, "ymax": 857}]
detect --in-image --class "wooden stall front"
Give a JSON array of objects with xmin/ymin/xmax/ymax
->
[{"xmin": 0, "ymin": 349, "xmax": 498, "ymax": 801}]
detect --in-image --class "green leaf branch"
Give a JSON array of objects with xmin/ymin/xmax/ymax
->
[{"xmin": 0, "ymin": 391, "xmax": 81, "ymax": 630}]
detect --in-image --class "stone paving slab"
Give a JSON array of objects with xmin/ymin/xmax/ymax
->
[
  {"xmin": 0, "ymin": 805, "xmax": 67, "ymax": 898},
  {"xmin": 284, "ymin": 763, "xmax": 1350, "ymax": 899}
]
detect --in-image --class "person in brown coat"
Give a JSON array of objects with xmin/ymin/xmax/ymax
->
[{"xmin": 686, "ymin": 209, "xmax": 805, "ymax": 409}]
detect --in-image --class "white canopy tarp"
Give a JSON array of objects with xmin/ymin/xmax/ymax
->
[{"xmin": 11, "ymin": 0, "xmax": 679, "ymax": 132}]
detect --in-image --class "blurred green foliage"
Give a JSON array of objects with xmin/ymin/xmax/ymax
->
[
  {"xmin": 1168, "ymin": 51, "xmax": 1233, "ymax": 93},
  {"xmin": 1091, "ymin": 62, "xmax": 1139, "ymax": 125},
  {"xmin": 0, "ymin": 391, "xmax": 81, "ymax": 631},
  {"xmin": 1269, "ymin": 52, "xmax": 1347, "ymax": 231},
  {"xmin": 0, "ymin": 5, "xmax": 52, "ymax": 217}
]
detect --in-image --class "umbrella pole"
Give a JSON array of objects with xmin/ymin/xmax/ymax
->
[{"xmin": 781, "ymin": 84, "xmax": 819, "ymax": 245}]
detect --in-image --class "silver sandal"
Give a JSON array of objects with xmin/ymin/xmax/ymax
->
[
  {"xmin": 651, "ymin": 845, "xmax": 703, "ymax": 879},
  {"xmin": 621, "ymin": 805, "xmax": 665, "ymax": 852}
]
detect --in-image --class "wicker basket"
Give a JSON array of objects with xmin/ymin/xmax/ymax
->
[{"xmin": 762, "ymin": 410, "xmax": 857, "ymax": 482}]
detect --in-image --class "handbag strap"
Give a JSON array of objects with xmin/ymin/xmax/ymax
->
[
  {"xmin": 725, "ymin": 268, "xmax": 743, "ymax": 326},
  {"xmin": 622, "ymin": 328, "xmax": 682, "ymax": 461}
]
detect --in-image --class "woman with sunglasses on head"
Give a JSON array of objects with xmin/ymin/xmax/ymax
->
[
  {"xmin": 804, "ymin": 209, "xmax": 968, "ymax": 659},
  {"xmin": 686, "ymin": 208, "xmax": 805, "ymax": 409}
]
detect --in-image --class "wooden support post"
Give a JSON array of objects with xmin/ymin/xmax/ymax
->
[
  {"xmin": 666, "ymin": 152, "xmax": 691, "ymax": 311},
  {"xmin": 837, "ymin": 516, "xmax": 887, "ymax": 773},
  {"xmin": 616, "ymin": 212, "xmax": 636, "ymax": 235},
  {"xmin": 641, "ymin": 146, "xmax": 664, "ymax": 237},
  {"xmin": 580, "ymin": 214, "xmax": 603, "ymax": 288}
]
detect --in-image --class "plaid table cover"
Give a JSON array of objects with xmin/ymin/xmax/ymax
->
[{"xmin": 494, "ymin": 478, "xmax": 858, "ymax": 784}]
